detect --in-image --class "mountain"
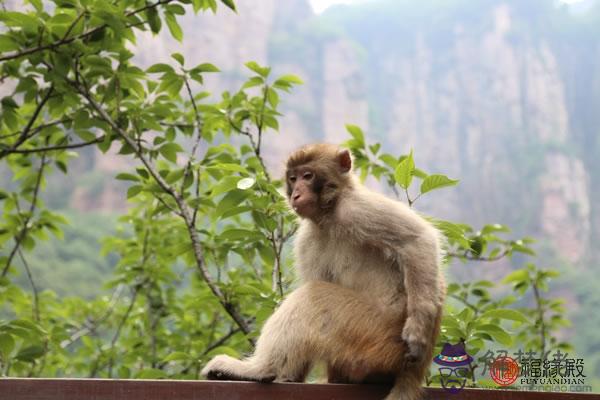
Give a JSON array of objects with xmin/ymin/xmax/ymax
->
[{"xmin": 130, "ymin": 0, "xmax": 600, "ymax": 268}]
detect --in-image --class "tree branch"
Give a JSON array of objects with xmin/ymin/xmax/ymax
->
[
  {"xmin": 201, "ymin": 326, "xmax": 241, "ymax": 357},
  {"xmin": 531, "ymin": 280, "xmax": 547, "ymax": 358},
  {"xmin": 107, "ymin": 286, "xmax": 139, "ymax": 377},
  {"xmin": 61, "ymin": 284, "xmax": 126, "ymax": 349},
  {"xmin": 448, "ymin": 293, "xmax": 479, "ymax": 316},
  {"xmin": 0, "ymin": 0, "xmax": 177, "ymax": 62},
  {"xmin": 180, "ymin": 75, "xmax": 203, "ymax": 201},
  {"xmin": 0, "ymin": 87, "xmax": 54, "ymax": 160},
  {"xmin": 1, "ymin": 154, "xmax": 47, "ymax": 278},
  {"xmin": 268, "ymin": 232, "xmax": 284, "ymax": 297},
  {"xmin": 447, "ymin": 249, "xmax": 510, "ymax": 262},
  {"xmin": 73, "ymin": 81, "xmax": 253, "ymax": 343},
  {"xmin": 3, "ymin": 136, "xmax": 104, "ymax": 154},
  {"xmin": 0, "ymin": 118, "xmax": 71, "ymax": 140},
  {"xmin": 18, "ymin": 250, "xmax": 40, "ymax": 322}
]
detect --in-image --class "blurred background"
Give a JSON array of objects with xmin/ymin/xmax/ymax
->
[{"xmin": 2, "ymin": 0, "xmax": 599, "ymax": 388}]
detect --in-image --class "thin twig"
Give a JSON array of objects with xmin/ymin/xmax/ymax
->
[
  {"xmin": 447, "ymin": 249, "xmax": 510, "ymax": 262},
  {"xmin": 0, "ymin": 118, "xmax": 71, "ymax": 140},
  {"xmin": 531, "ymin": 280, "xmax": 547, "ymax": 358},
  {"xmin": 17, "ymin": 250, "xmax": 40, "ymax": 322},
  {"xmin": 150, "ymin": 192, "xmax": 182, "ymax": 216},
  {"xmin": 1, "ymin": 154, "xmax": 47, "ymax": 278},
  {"xmin": 200, "ymin": 326, "xmax": 241, "ymax": 356},
  {"xmin": 0, "ymin": 87, "xmax": 54, "ymax": 160},
  {"xmin": 268, "ymin": 232, "xmax": 284, "ymax": 297},
  {"xmin": 61, "ymin": 284, "xmax": 126, "ymax": 349},
  {"xmin": 3, "ymin": 136, "xmax": 104, "ymax": 154},
  {"xmin": 448, "ymin": 293, "xmax": 479, "ymax": 316},
  {"xmin": 180, "ymin": 76, "xmax": 203, "ymax": 200},
  {"xmin": 107, "ymin": 286, "xmax": 139, "ymax": 377}
]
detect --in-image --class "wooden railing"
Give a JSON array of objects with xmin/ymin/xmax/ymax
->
[{"xmin": 0, "ymin": 379, "xmax": 599, "ymax": 400}]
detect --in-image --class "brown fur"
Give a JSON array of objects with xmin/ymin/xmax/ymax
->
[{"xmin": 202, "ymin": 144, "xmax": 446, "ymax": 400}]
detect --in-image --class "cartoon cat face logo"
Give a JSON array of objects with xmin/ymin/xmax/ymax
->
[{"xmin": 433, "ymin": 342, "xmax": 474, "ymax": 394}]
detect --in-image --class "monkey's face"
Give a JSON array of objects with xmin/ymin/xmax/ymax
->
[
  {"xmin": 286, "ymin": 167, "xmax": 321, "ymax": 219},
  {"xmin": 285, "ymin": 145, "xmax": 353, "ymax": 221}
]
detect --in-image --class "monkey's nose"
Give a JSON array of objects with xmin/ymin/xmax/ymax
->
[{"xmin": 293, "ymin": 193, "xmax": 301, "ymax": 201}]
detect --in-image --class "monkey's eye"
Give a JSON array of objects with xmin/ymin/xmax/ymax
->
[
  {"xmin": 302, "ymin": 172, "xmax": 314, "ymax": 180},
  {"xmin": 289, "ymin": 176, "xmax": 297, "ymax": 183}
]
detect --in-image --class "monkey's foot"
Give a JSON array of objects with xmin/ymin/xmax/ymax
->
[{"xmin": 201, "ymin": 355, "xmax": 276, "ymax": 383}]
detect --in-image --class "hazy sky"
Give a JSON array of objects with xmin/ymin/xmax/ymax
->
[{"xmin": 309, "ymin": 0, "xmax": 587, "ymax": 14}]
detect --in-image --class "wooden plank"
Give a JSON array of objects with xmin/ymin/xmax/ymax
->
[{"xmin": 0, "ymin": 379, "xmax": 598, "ymax": 400}]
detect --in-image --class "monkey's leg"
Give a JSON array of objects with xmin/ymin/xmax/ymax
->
[
  {"xmin": 202, "ymin": 283, "xmax": 324, "ymax": 383},
  {"xmin": 203, "ymin": 281, "xmax": 405, "ymax": 384}
]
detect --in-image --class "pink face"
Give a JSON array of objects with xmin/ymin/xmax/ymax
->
[{"xmin": 286, "ymin": 167, "xmax": 319, "ymax": 219}]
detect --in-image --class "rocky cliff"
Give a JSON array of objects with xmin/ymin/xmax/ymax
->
[
  {"xmin": 163, "ymin": 0, "xmax": 595, "ymax": 267},
  {"xmin": 4, "ymin": 0, "xmax": 597, "ymax": 266}
]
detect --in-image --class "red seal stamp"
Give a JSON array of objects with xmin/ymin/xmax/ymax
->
[{"xmin": 490, "ymin": 356, "xmax": 519, "ymax": 386}]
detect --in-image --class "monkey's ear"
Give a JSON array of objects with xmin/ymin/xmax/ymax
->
[{"xmin": 337, "ymin": 149, "xmax": 352, "ymax": 173}]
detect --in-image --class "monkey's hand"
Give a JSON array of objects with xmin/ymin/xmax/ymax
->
[{"xmin": 402, "ymin": 318, "xmax": 427, "ymax": 364}]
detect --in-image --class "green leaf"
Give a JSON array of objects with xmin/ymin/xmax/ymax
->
[
  {"xmin": 379, "ymin": 154, "xmax": 398, "ymax": 168},
  {"xmin": 420, "ymin": 174, "xmax": 459, "ymax": 194},
  {"xmin": 211, "ymin": 176, "xmax": 242, "ymax": 197},
  {"xmin": 147, "ymin": 63, "xmax": 175, "ymax": 74},
  {"xmin": 171, "ymin": 52, "xmax": 185, "ymax": 66},
  {"xmin": 345, "ymin": 124, "xmax": 365, "ymax": 147},
  {"xmin": 242, "ymin": 76, "xmax": 264, "ymax": 89},
  {"xmin": 476, "ymin": 324, "xmax": 513, "ymax": 346},
  {"xmin": 245, "ymin": 61, "xmax": 270, "ymax": 78},
  {"xmin": 220, "ymin": 228, "xmax": 263, "ymax": 241},
  {"xmin": 502, "ymin": 269, "xmax": 529, "ymax": 284},
  {"xmin": 158, "ymin": 75, "xmax": 183, "ymax": 97},
  {"xmin": 394, "ymin": 151, "xmax": 414, "ymax": 189},
  {"xmin": 146, "ymin": 7, "xmax": 161, "ymax": 33},
  {"xmin": 166, "ymin": 4, "xmax": 186, "ymax": 15},
  {"xmin": 369, "ymin": 143, "xmax": 381, "ymax": 155},
  {"xmin": 165, "ymin": 12, "xmax": 183, "ymax": 42},
  {"xmin": 216, "ymin": 189, "xmax": 249, "ymax": 216},
  {"xmin": 0, "ymin": 11, "xmax": 40, "ymax": 31},
  {"xmin": 274, "ymin": 74, "xmax": 303, "ymax": 85},
  {"xmin": 480, "ymin": 309, "xmax": 529, "ymax": 324},
  {"xmin": 115, "ymin": 173, "xmax": 140, "ymax": 182},
  {"xmin": 162, "ymin": 351, "xmax": 191, "ymax": 362},
  {"xmin": 266, "ymin": 88, "xmax": 279, "ymax": 108},
  {"xmin": 236, "ymin": 177, "xmax": 255, "ymax": 190},
  {"xmin": 0, "ymin": 333, "xmax": 15, "ymax": 356},
  {"xmin": 220, "ymin": 0, "xmax": 237, "ymax": 12},
  {"xmin": 15, "ymin": 345, "xmax": 45, "ymax": 362},
  {"xmin": 511, "ymin": 240, "xmax": 536, "ymax": 256},
  {"xmin": 194, "ymin": 63, "xmax": 220, "ymax": 73},
  {"xmin": 127, "ymin": 185, "xmax": 143, "ymax": 199},
  {"xmin": 136, "ymin": 368, "xmax": 167, "ymax": 379},
  {"xmin": 159, "ymin": 143, "xmax": 183, "ymax": 163},
  {"xmin": 0, "ymin": 35, "xmax": 19, "ymax": 52}
]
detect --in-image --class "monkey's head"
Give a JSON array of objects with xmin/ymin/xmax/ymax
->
[{"xmin": 285, "ymin": 144, "xmax": 352, "ymax": 221}]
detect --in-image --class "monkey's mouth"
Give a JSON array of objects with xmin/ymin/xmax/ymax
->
[{"xmin": 291, "ymin": 201, "xmax": 316, "ymax": 219}]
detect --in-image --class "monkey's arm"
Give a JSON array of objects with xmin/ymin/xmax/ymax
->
[
  {"xmin": 398, "ymin": 232, "xmax": 443, "ymax": 363},
  {"xmin": 344, "ymin": 194, "xmax": 444, "ymax": 363}
]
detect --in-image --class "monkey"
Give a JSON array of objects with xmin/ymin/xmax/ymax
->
[{"xmin": 202, "ymin": 143, "xmax": 446, "ymax": 400}]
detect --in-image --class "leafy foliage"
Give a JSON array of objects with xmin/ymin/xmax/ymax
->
[{"xmin": 0, "ymin": 0, "xmax": 570, "ymax": 385}]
